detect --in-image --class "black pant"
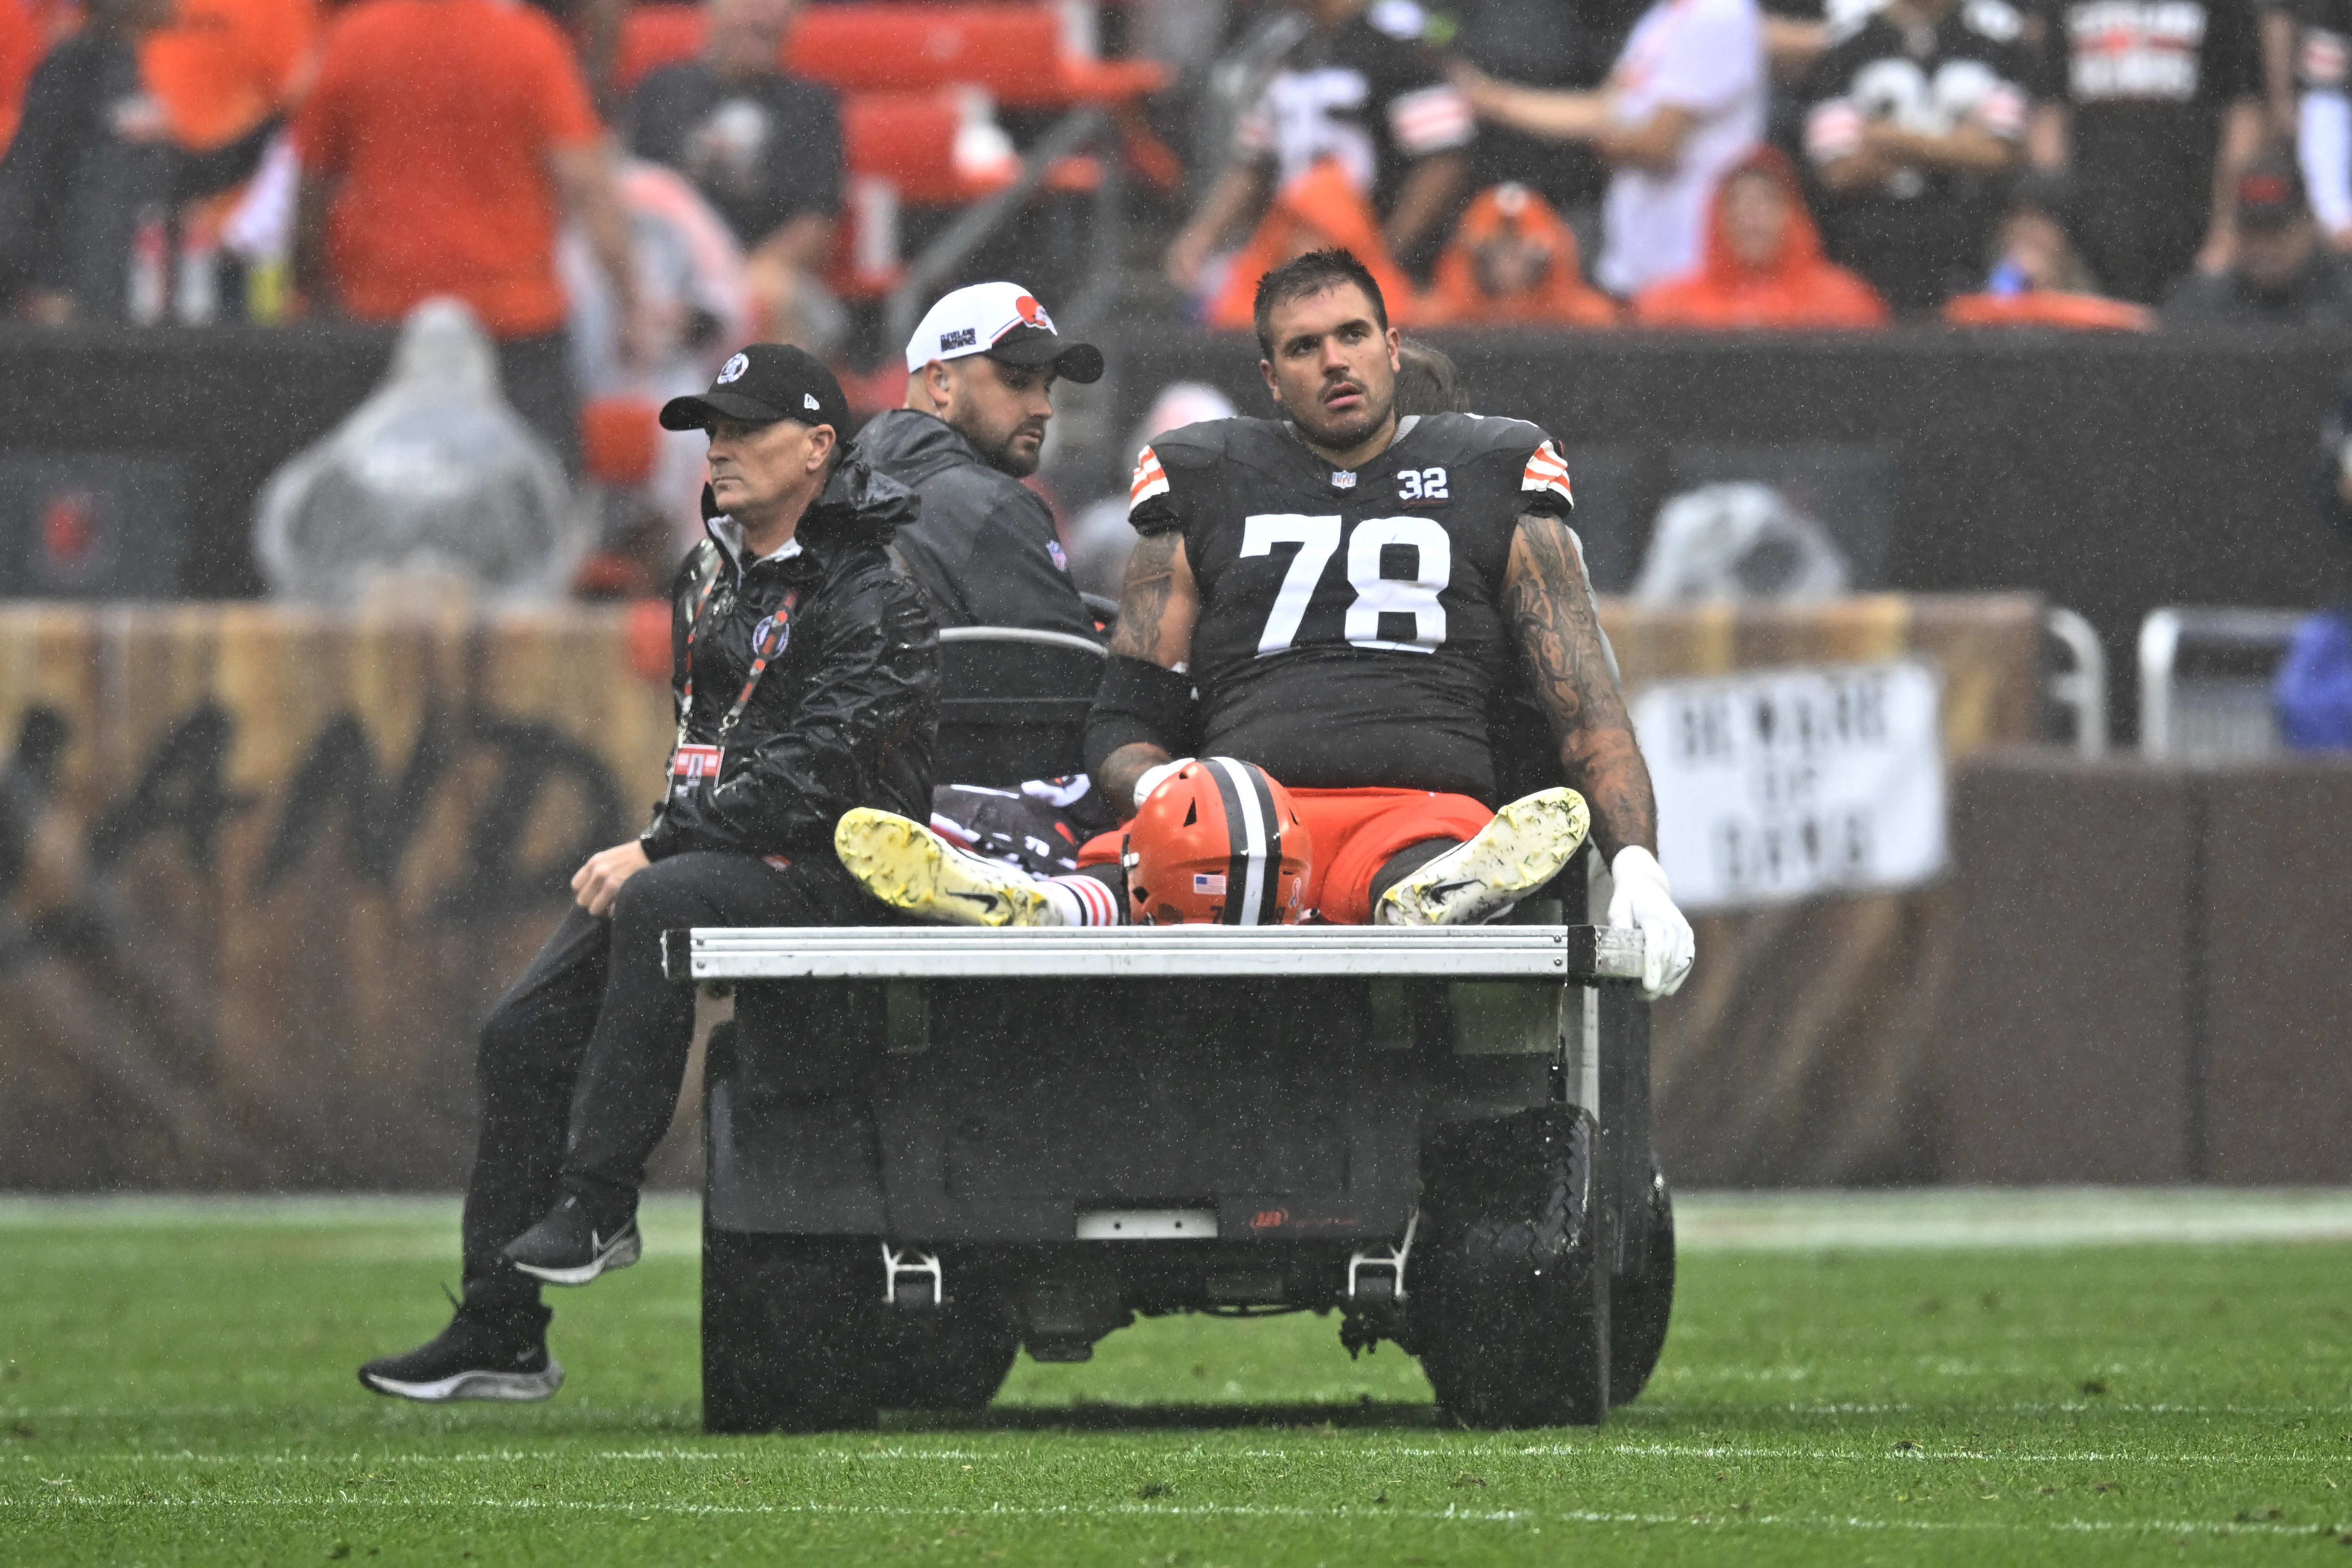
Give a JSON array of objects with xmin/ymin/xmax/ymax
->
[{"xmin": 461, "ymin": 850, "xmax": 876, "ymax": 1307}]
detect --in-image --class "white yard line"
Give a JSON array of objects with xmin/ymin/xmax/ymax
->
[
  {"xmin": 1, "ymin": 1493, "xmax": 2344, "ymax": 1540},
  {"xmin": 18, "ymin": 1440, "xmax": 2344, "ymax": 1468},
  {"xmin": 6, "ymin": 1188, "xmax": 2352, "ymax": 1252}
]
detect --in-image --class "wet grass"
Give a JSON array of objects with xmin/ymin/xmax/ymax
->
[{"xmin": 2, "ymin": 1193, "xmax": 2349, "ymax": 1566}]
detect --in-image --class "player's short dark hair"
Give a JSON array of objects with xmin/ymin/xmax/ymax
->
[
  {"xmin": 1253, "ymin": 249, "xmax": 1389, "ymax": 357},
  {"xmin": 1393, "ymin": 338, "xmax": 1471, "ymax": 417}
]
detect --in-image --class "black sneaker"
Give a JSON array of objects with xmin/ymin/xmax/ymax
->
[
  {"xmin": 359, "ymin": 1301, "xmax": 562, "ymax": 1403},
  {"xmin": 502, "ymin": 1193, "xmax": 642, "ymax": 1286}
]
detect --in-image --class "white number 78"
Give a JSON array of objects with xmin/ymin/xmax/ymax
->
[{"xmin": 1239, "ymin": 513, "xmax": 1342, "ymax": 655}]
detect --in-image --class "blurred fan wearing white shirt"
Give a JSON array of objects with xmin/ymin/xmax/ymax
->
[{"xmin": 1452, "ymin": 0, "xmax": 1767, "ymax": 296}]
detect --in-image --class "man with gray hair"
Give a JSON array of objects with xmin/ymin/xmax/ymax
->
[{"xmin": 850, "ymin": 281, "xmax": 1106, "ymax": 638}]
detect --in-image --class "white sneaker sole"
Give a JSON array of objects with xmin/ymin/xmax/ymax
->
[
  {"xmin": 362, "ymin": 1361, "xmax": 564, "ymax": 1403},
  {"xmin": 509, "ymin": 1226, "xmax": 642, "ymax": 1287},
  {"xmin": 834, "ymin": 807, "xmax": 1051, "ymax": 927},
  {"xmin": 1376, "ymin": 787, "xmax": 1591, "ymax": 927}
]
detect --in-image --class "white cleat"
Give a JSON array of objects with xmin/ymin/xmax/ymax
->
[
  {"xmin": 834, "ymin": 807, "xmax": 1057, "ymax": 927},
  {"xmin": 1374, "ymin": 787, "xmax": 1591, "ymax": 927}
]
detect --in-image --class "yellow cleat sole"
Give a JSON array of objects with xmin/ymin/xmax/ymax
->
[{"xmin": 833, "ymin": 807, "xmax": 1050, "ymax": 928}]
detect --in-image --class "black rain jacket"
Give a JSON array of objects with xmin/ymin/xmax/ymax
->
[
  {"xmin": 638, "ymin": 459, "xmax": 938, "ymax": 862},
  {"xmin": 849, "ymin": 408, "xmax": 1099, "ymax": 638}
]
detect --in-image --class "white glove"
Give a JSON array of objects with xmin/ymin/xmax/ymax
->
[
  {"xmin": 1608, "ymin": 845, "xmax": 1694, "ymax": 1000},
  {"xmin": 1132, "ymin": 757, "xmax": 1195, "ymax": 810}
]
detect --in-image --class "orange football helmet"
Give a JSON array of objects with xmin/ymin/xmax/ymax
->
[{"xmin": 1122, "ymin": 758, "xmax": 1313, "ymax": 925}]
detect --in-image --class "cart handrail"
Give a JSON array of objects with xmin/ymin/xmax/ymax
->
[{"xmin": 665, "ymin": 923, "xmax": 1644, "ymax": 983}]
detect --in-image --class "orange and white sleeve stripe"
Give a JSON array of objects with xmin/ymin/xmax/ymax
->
[
  {"xmin": 1128, "ymin": 445, "xmax": 1170, "ymax": 514},
  {"xmin": 1520, "ymin": 441, "xmax": 1573, "ymax": 507}
]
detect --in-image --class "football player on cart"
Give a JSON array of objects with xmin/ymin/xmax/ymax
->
[{"xmin": 837, "ymin": 249, "xmax": 1692, "ymax": 997}]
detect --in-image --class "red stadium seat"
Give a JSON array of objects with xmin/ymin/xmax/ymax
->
[{"xmin": 615, "ymin": 4, "xmax": 705, "ymax": 94}]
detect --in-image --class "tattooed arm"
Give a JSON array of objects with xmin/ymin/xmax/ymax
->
[
  {"xmin": 1096, "ymin": 531, "xmax": 1202, "ymax": 817},
  {"xmin": 1501, "ymin": 512, "xmax": 1657, "ymax": 860}
]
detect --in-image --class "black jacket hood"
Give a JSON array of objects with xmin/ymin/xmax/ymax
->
[{"xmin": 850, "ymin": 408, "xmax": 999, "ymax": 483}]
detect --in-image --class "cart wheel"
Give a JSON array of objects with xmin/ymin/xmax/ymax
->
[
  {"xmin": 870, "ymin": 1301, "xmax": 1022, "ymax": 1412},
  {"xmin": 1608, "ymin": 1165, "xmax": 1675, "ymax": 1406},
  {"xmin": 701, "ymin": 1223, "xmax": 881, "ymax": 1434},
  {"xmin": 1417, "ymin": 1105, "xmax": 1608, "ymax": 1428}
]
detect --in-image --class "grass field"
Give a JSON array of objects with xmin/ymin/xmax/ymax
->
[{"xmin": 4, "ymin": 1191, "xmax": 2350, "ymax": 1566}]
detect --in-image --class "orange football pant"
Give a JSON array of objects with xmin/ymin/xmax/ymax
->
[{"xmin": 1078, "ymin": 785, "xmax": 1494, "ymax": 925}]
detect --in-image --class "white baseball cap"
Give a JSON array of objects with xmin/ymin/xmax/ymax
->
[{"xmin": 903, "ymin": 281, "xmax": 1105, "ymax": 382}]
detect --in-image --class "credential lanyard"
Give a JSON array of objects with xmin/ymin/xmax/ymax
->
[{"xmin": 672, "ymin": 577, "xmax": 802, "ymax": 755}]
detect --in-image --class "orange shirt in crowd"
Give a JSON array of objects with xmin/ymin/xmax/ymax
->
[
  {"xmin": 293, "ymin": 0, "xmax": 601, "ymax": 339},
  {"xmin": 1206, "ymin": 157, "xmax": 1421, "ymax": 331},
  {"xmin": 1423, "ymin": 183, "xmax": 1619, "ymax": 328},
  {"xmin": 1631, "ymin": 148, "xmax": 1888, "ymax": 330},
  {"xmin": 1941, "ymin": 291, "xmax": 2153, "ymax": 331},
  {"xmin": 141, "ymin": 0, "xmax": 316, "ymax": 150},
  {"xmin": 0, "ymin": 0, "xmax": 40, "ymax": 156}
]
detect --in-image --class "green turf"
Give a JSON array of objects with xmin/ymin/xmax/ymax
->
[{"xmin": 3, "ymin": 1194, "xmax": 2350, "ymax": 1566}]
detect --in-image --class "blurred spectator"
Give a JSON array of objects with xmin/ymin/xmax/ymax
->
[
  {"xmin": 292, "ymin": 0, "xmax": 641, "ymax": 466},
  {"xmin": 2262, "ymin": 0, "xmax": 2300, "ymax": 143},
  {"xmin": 1424, "ymin": 181, "xmax": 1621, "ymax": 324},
  {"xmin": 1394, "ymin": 335, "xmax": 1474, "ymax": 413},
  {"xmin": 559, "ymin": 158, "xmax": 754, "ymax": 561},
  {"xmin": 1204, "ymin": 155, "xmax": 1422, "ymax": 327},
  {"xmin": 1445, "ymin": 0, "xmax": 1606, "ymax": 218},
  {"xmin": 526, "ymin": 0, "xmax": 629, "ymax": 113},
  {"xmin": 1452, "ymin": 0, "xmax": 1767, "ymax": 298},
  {"xmin": 140, "ymin": 0, "xmax": 319, "ymax": 321},
  {"xmin": 626, "ymin": 0, "xmax": 844, "ymax": 351},
  {"xmin": 1631, "ymin": 145, "xmax": 1889, "ymax": 326},
  {"xmin": 2165, "ymin": 148, "xmax": 2352, "ymax": 324},
  {"xmin": 141, "ymin": 0, "xmax": 316, "ymax": 153},
  {"xmin": 1165, "ymin": 0, "xmax": 1474, "ymax": 297},
  {"xmin": 1800, "ymin": 0, "xmax": 2032, "ymax": 313},
  {"xmin": 0, "ymin": 0, "xmax": 277, "ymax": 322},
  {"xmin": 2299, "ymin": 0, "xmax": 2352, "ymax": 248},
  {"xmin": 2026, "ymin": 0, "xmax": 2262, "ymax": 304},
  {"xmin": 0, "ymin": 0, "xmax": 41, "ymax": 157},
  {"xmin": 1941, "ymin": 169, "xmax": 2155, "ymax": 327}
]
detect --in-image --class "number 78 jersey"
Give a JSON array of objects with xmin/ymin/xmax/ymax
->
[{"xmin": 1128, "ymin": 412, "xmax": 1575, "ymax": 802}]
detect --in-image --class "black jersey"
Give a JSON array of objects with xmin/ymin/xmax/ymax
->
[
  {"xmin": 1800, "ymin": 0, "xmax": 2034, "ymax": 311},
  {"xmin": 1233, "ymin": 0, "xmax": 1476, "ymax": 217},
  {"xmin": 1126, "ymin": 413, "xmax": 1575, "ymax": 801}
]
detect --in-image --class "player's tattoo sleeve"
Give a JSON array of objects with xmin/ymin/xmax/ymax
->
[
  {"xmin": 1502, "ymin": 513, "xmax": 1658, "ymax": 858},
  {"xmin": 1106, "ymin": 530, "xmax": 1197, "ymax": 671},
  {"xmin": 1098, "ymin": 531, "xmax": 1200, "ymax": 816}
]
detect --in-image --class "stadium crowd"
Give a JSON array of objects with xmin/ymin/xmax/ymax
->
[{"xmin": 10, "ymin": 0, "xmax": 2352, "ymax": 340}]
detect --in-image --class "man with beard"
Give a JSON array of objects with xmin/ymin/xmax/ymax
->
[
  {"xmin": 835, "ymin": 249, "xmax": 1695, "ymax": 998},
  {"xmin": 848, "ymin": 282, "xmax": 1105, "ymax": 639}
]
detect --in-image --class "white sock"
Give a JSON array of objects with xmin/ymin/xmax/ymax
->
[{"xmin": 1041, "ymin": 874, "xmax": 1121, "ymax": 926}]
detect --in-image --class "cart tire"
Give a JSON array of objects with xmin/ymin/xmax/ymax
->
[
  {"xmin": 1417, "ymin": 1106, "xmax": 1608, "ymax": 1428},
  {"xmin": 1608, "ymin": 1165, "xmax": 1675, "ymax": 1406},
  {"xmin": 701, "ymin": 1223, "xmax": 882, "ymax": 1434}
]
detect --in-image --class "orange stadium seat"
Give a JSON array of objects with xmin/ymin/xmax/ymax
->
[{"xmin": 616, "ymin": 3, "xmax": 1165, "ymax": 106}]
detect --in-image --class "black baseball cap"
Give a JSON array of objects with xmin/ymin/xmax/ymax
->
[{"xmin": 660, "ymin": 343, "xmax": 850, "ymax": 432}]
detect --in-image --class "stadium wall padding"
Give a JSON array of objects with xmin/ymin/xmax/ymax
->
[
  {"xmin": 0, "ymin": 594, "xmax": 2073, "ymax": 1192},
  {"xmin": 1934, "ymin": 752, "xmax": 2352, "ymax": 1186}
]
